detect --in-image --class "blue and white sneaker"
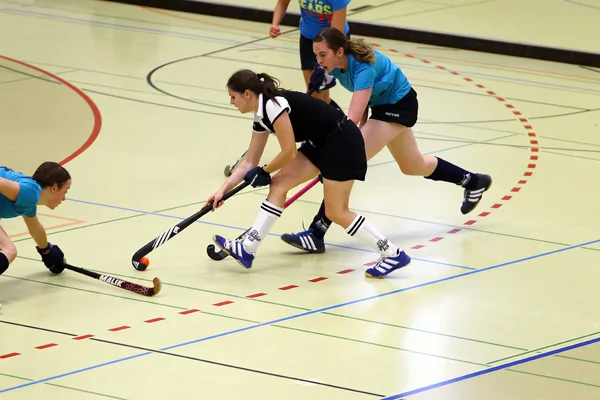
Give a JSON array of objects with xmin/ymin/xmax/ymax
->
[
  {"xmin": 280, "ymin": 229, "xmax": 325, "ymax": 253},
  {"xmin": 212, "ymin": 235, "xmax": 255, "ymax": 269},
  {"xmin": 365, "ymin": 250, "xmax": 411, "ymax": 279}
]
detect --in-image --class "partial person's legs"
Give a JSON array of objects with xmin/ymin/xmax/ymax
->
[
  {"xmin": 282, "ymin": 118, "xmax": 404, "ymax": 250},
  {"xmin": 213, "ymin": 153, "xmax": 319, "ymax": 269},
  {"xmin": 386, "ymin": 126, "xmax": 492, "ymax": 214},
  {"xmin": 0, "ymin": 225, "xmax": 16, "ymax": 276},
  {"xmin": 322, "ymin": 179, "xmax": 411, "ymax": 278}
]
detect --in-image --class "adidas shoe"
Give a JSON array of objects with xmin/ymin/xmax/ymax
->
[
  {"xmin": 461, "ymin": 174, "xmax": 493, "ymax": 214},
  {"xmin": 365, "ymin": 250, "xmax": 411, "ymax": 279},
  {"xmin": 212, "ymin": 235, "xmax": 254, "ymax": 269},
  {"xmin": 280, "ymin": 229, "xmax": 325, "ymax": 253}
]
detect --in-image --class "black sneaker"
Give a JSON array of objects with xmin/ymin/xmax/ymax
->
[
  {"xmin": 280, "ymin": 229, "xmax": 325, "ymax": 253},
  {"xmin": 461, "ymin": 174, "xmax": 492, "ymax": 214}
]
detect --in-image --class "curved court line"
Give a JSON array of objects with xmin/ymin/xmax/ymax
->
[
  {"xmin": 0, "ymin": 55, "xmax": 102, "ymax": 165},
  {"xmin": 15, "ymin": 0, "xmax": 598, "ymax": 83},
  {"xmin": 1, "ymin": 237, "xmax": 599, "ymax": 394}
]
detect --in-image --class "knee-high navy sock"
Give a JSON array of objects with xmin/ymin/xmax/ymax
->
[
  {"xmin": 424, "ymin": 157, "xmax": 479, "ymax": 190},
  {"xmin": 308, "ymin": 200, "xmax": 331, "ymax": 240},
  {"xmin": 0, "ymin": 252, "xmax": 9, "ymax": 275}
]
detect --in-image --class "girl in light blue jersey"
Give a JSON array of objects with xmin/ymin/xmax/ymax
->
[
  {"xmin": 0, "ymin": 161, "xmax": 71, "ymax": 283},
  {"xmin": 270, "ymin": 0, "xmax": 350, "ymax": 107},
  {"xmin": 280, "ymin": 28, "xmax": 493, "ymax": 278}
]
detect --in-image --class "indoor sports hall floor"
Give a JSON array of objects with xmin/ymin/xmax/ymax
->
[{"xmin": 0, "ymin": 0, "xmax": 599, "ymax": 399}]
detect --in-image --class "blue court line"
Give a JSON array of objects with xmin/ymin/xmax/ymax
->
[
  {"xmin": 382, "ymin": 333, "xmax": 600, "ymax": 399},
  {"xmin": 65, "ymin": 198, "xmax": 472, "ymax": 270},
  {"xmin": 1, "ymin": 237, "xmax": 598, "ymax": 394}
]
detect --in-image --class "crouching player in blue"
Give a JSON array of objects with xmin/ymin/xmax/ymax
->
[
  {"xmin": 0, "ymin": 161, "xmax": 71, "ymax": 280},
  {"xmin": 206, "ymin": 69, "xmax": 411, "ymax": 278}
]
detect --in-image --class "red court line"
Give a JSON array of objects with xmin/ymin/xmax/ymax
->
[
  {"xmin": 0, "ymin": 352, "xmax": 20, "ymax": 359},
  {"xmin": 35, "ymin": 343, "xmax": 58, "ymax": 350},
  {"xmin": 0, "ymin": 55, "xmax": 102, "ymax": 166},
  {"xmin": 73, "ymin": 334, "xmax": 94, "ymax": 340},
  {"xmin": 361, "ymin": 45, "xmax": 540, "ymax": 265},
  {"xmin": 108, "ymin": 326, "xmax": 130, "ymax": 332},
  {"xmin": 0, "ymin": 38, "xmax": 542, "ymax": 363},
  {"xmin": 144, "ymin": 317, "xmax": 165, "ymax": 323}
]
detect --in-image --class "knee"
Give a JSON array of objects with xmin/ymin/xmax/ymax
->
[
  {"xmin": 399, "ymin": 164, "xmax": 424, "ymax": 176},
  {"xmin": 1, "ymin": 243, "xmax": 17, "ymax": 263},
  {"xmin": 269, "ymin": 175, "xmax": 290, "ymax": 197},
  {"xmin": 398, "ymin": 157, "xmax": 428, "ymax": 176}
]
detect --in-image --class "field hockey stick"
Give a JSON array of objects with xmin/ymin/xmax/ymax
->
[
  {"xmin": 64, "ymin": 262, "xmax": 161, "ymax": 297},
  {"xmin": 206, "ymin": 175, "xmax": 320, "ymax": 261},
  {"xmin": 224, "ymin": 149, "xmax": 248, "ymax": 177},
  {"xmin": 131, "ymin": 181, "xmax": 250, "ymax": 271}
]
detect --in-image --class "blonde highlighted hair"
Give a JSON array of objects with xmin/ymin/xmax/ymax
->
[{"xmin": 313, "ymin": 27, "xmax": 375, "ymax": 64}]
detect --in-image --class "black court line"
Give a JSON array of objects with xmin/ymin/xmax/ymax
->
[
  {"xmin": 0, "ymin": 320, "xmax": 385, "ymax": 398},
  {"xmin": 5, "ymin": 58, "xmax": 592, "ymax": 127},
  {"xmin": 203, "ymin": 54, "xmax": 591, "ymax": 111},
  {"xmin": 580, "ymin": 66, "xmax": 600, "ymax": 74},
  {"xmin": 414, "ymin": 135, "xmax": 600, "ymax": 153},
  {"xmin": 83, "ymin": 88, "xmax": 250, "ymax": 121},
  {"xmin": 373, "ymin": 0, "xmax": 494, "ymax": 22},
  {"xmin": 145, "ymin": 0, "xmax": 406, "ymax": 105}
]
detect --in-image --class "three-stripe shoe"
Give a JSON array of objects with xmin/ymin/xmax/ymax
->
[
  {"xmin": 212, "ymin": 235, "xmax": 254, "ymax": 269},
  {"xmin": 365, "ymin": 250, "xmax": 411, "ymax": 279},
  {"xmin": 280, "ymin": 229, "xmax": 325, "ymax": 253},
  {"xmin": 461, "ymin": 173, "xmax": 493, "ymax": 214}
]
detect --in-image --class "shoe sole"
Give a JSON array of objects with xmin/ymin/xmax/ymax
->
[
  {"xmin": 462, "ymin": 176, "xmax": 493, "ymax": 215},
  {"xmin": 212, "ymin": 236, "xmax": 251, "ymax": 269},
  {"xmin": 365, "ymin": 259, "xmax": 411, "ymax": 279},
  {"xmin": 282, "ymin": 238, "xmax": 325, "ymax": 254}
]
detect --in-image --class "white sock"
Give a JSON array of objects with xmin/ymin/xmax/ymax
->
[
  {"xmin": 242, "ymin": 199, "xmax": 283, "ymax": 253},
  {"xmin": 345, "ymin": 214, "xmax": 400, "ymax": 257}
]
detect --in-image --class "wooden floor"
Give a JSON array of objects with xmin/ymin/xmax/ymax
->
[{"xmin": 0, "ymin": 0, "xmax": 599, "ymax": 399}]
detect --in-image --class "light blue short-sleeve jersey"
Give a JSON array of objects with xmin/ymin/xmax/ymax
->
[
  {"xmin": 329, "ymin": 49, "xmax": 412, "ymax": 107},
  {"xmin": 298, "ymin": 0, "xmax": 351, "ymax": 39},
  {"xmin": 0, "ymin": 166, "xmax": 41, "ymax": 219}
]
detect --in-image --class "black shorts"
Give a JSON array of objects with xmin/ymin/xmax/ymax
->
[
  {"xmin": 299, "ymin": 32, "xmax": 351, "ymax": 71},
  {"xmin": 370, "ymin": 87, "xmax": 418, "ymax": 127},
  {"xmin": 298, "ymin": 120, "xmax": 367, "ymax": 182},
  {"xmin": 299, "ymin": 34, "xmax": 316, "ymax": 70}
]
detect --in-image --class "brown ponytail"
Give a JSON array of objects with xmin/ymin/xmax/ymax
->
[
  {"xmin": 313, "ymin": 27, "xmax": 375, "ymax": 64},
  {"xmin": 227, "ymin": 70, "xmax": 287, "ymax": 102}
]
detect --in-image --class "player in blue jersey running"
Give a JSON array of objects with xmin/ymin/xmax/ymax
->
[
  {"xmin": 0, "ymin": 161, "xmax": 70, "ymax": 280},
  {"xmin": 270, "ymin": 0, "xmax": 350, "ymax": 107},
  {"xmin": 280, "ymin": 28, "xmax": 492, "ymax": 278}
]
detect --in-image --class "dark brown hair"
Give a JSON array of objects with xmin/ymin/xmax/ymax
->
[
  {"xmin": 227, "ymin": 70, "xmax": 286, "ymax": 102},
  {"xmin": 32, "ymin": 161, "xmax": 71, "ymax": 189},
  {"xmin": 314, "ymin": 27, "xmax": 375, "ymax": 64}
]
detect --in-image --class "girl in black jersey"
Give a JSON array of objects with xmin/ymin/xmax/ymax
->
[{"xmin": 207, "ymin": 69, "xmax": 411, "ymax": 277}]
